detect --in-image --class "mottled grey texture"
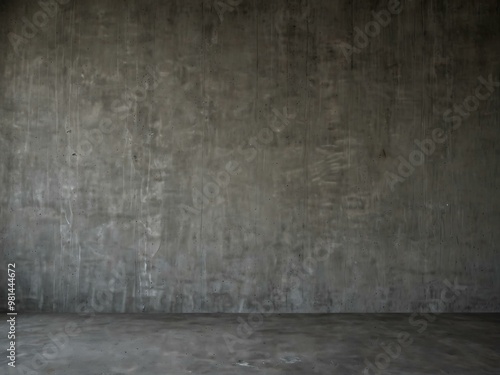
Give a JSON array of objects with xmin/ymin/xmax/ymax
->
[
  {"xmin": 0, "ymin": 0, "xmax": 499, "ymax": 313},
  {"xmin": 1, "ymin": 313, "xmax": 499, "ymax": 374}
]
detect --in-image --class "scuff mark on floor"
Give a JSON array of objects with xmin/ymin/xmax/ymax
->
[
  {"xmin": 281, "ymin": 355, "xmax": 302, "ymax": 364},
  {"xmin": 236, "ymin": 361, "xmax": 258, "ymax": 368}
]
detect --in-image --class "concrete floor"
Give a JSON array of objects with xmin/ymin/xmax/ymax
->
[{"xmin": 2, "ymin": 314, "xmax": 499, "ymax": 374}]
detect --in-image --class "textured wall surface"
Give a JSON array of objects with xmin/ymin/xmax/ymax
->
[{"xmin": 0, "ymin": 0, "xmax": 499, "ymax": 313}]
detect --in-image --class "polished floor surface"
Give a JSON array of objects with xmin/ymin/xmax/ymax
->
[{"xmin": 1, "ymin": 313, "xmax": 499, "ymax": 374}]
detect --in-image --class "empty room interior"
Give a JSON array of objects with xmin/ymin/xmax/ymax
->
[{"xmin": 1, "ymin": 0, "xmax": 499, "ymax": 374}]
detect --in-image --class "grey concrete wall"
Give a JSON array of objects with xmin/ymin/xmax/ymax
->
[{"xmin": 0, "ymin": 0, "xmax": 499, "ymax": 313}]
